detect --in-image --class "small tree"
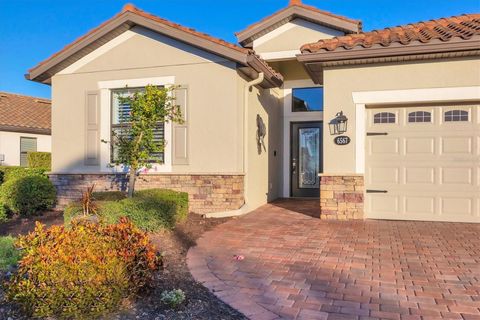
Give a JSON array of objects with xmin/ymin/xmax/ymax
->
[{"xmin": 107, "ymin": 85, "xmax": 183, "ymax": 197}]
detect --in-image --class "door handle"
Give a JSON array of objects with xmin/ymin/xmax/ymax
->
[
  {"xmin": 366, "ymin": 190, "xmax": 388, "ymax": 194},
  {"xmin": 292, "ymin": 158, "xmax": 297, "ymax": 174},
  {"xmin": 367, "ymin": 132, "xmax": 389, "ymax": 136}
]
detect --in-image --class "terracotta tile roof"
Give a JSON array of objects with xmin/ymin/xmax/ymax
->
[
  {"xmin": 301, "ymin": 14, "xmax": 480, "ymax": 53},
  {"xmin": 236, "ymin": 1, "xmax": 361, "ymax": 39},
  {"xmin": 29, "ymin": 4, "xmax": 249, "ymax": 75},
  {"xmin": 0, "ymin": 92, "xmax": 51, "ymax": 133}
]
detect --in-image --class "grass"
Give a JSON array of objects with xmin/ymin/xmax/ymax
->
[
  {"xmin": 64, "ymin": 189, "xmax": 189, "ymax": 232},
  {"xmin": 0, "ymin": 236, "xmax": 20, "ymax": 271}
]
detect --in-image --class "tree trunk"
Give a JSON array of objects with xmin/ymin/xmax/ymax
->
[{"xmin": 127, "ymin": 167, "xmax": 136, "ymax": 198}]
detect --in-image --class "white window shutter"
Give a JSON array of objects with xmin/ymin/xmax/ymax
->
[
  {"xmin": 85, "ymin": 91, "xmax": 100, "ymax": 166},
  {"xmin": 172, "ymin": 86, "xmax": 189, "ymax": 165}
]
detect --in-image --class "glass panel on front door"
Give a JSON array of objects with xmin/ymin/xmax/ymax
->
[
  {"xmin": 291, "ymin": 122, "xmax": 323, "ymax": 198},
  {"xmin": 298, "ymin": 128, "xmax": 320, "ymax": 189}
]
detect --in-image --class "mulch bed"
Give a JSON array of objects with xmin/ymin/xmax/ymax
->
[{"xmin": 0, "ymin": 213, "xmax": 247, "ymax": 320}]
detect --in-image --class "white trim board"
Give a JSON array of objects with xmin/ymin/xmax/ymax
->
[
  {"xmin": 97, "ymin": 76, "xmax": 175, "ymax": 174},
  {"xmin": 352, "ymin": 86, "xmax": 480, "ymax": 174}
]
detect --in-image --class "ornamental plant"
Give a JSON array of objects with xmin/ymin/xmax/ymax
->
[
  {"xmin": 6, "ymin": 218, "xmax": 160, "ymax": 319},
  {"xmin": 106, "ymin": 85, "xmax": 183, "ymax": 197}
]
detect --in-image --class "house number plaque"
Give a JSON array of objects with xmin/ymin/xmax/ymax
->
[{"xmin": 334, "ymin": 136, "xmax": 351, "ymax": 146}]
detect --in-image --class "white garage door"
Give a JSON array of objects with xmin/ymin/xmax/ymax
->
[{"xmin": 365, "ymin": 105, "xmax": 480, "ymax": 223}]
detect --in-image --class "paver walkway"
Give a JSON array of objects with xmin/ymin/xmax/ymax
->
[{"xmin": 187, "ymin": 200, "xmax": 480, "ymax": 320}]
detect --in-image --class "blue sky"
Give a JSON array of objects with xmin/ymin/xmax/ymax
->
[{"xmin": 1, "ymin": 0, "xmax": 479, "ymax": 99}]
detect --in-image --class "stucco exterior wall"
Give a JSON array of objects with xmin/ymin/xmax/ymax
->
[
  {"xmin": 254, "ymin": 19, "xmax": 344, "ymax": 54},
  {"xmin": 245, "ymin": 84, "xmax": 282, "ymax": 209},
  {"xmin": 51, "ymin": 26, "xmax": 243, "ymax": 175},
  {"xmin": 323, "ymin": 57, "xmax": 480, "ymax": 174},
  {"xmin": 0, "ymin": 131, "xmax": 51, "ymax": 166}
]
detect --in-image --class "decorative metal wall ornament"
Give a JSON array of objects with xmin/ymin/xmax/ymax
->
[
  {"xmin": 328, "ymin": 111, "xmax": 348, "ymax": 135},
  {"xmin": 256, "ymin": 114, "xmax": 267, "ymax": 154}
]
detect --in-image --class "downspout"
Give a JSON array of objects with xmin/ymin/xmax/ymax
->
[{"xmin": 243, "ymin": 72, "xmax": 264, "ymax": 206}]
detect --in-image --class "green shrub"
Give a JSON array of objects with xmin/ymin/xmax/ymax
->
[
  {"xmin": 161, "ymin": 289, "xmax": 186, "ymax": 309},
  {"xmin": 92, "ymin": 191, "xmax": 126, "ymax": 201},
  {"xmin": 0, "ymin": 166, "xmax": 46, "ymax": 184},
  {"xmin": 65, "ymin": 189, "xmax": 188, "ymax": 232},
  {"xmin": 7, "ymin": 219, "xmax": 160, "ymax": 319},
  {"xmin": 0, "ymin": 236, "xmax": 20, "ymax": 271},
  {"xmin": 27, "ymin": 152, "xmax": 51, "ymax": 170},
  {"xmin": 0, "ymin": 175, "xmax": 56, "ymax": 216},
  {"xmin": 0, "ymin": 204, "xmax": 9, "ymax": 223}
]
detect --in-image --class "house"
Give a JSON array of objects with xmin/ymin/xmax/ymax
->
[
  {"xmin": 0, "ymin": 92, "xmax": 51, "ymax": 166},
  {"xmin": 26, "ymin": 1, "xmax": 480, "ymax": 222}
]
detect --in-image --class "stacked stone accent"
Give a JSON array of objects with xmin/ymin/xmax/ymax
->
[
  {"xmin": 319, "ymin": 174, "xmax": 364, "ymax": 220},
  {"xmin": 49, "ymin": 173, "xmax": 245, "ymax": 214}
]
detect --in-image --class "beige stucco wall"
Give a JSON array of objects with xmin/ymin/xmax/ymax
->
[
  {"xmin": 323, "ymin": 57, "xmax": 480, "ymax": 173},
  {"xmin": 245, "ymin": 84, "xmax": 282, "ymax": 209},
  {"xmin": 254, "ymin": 19, "xmax": 344, "ymax": 54},
  {"xmin": 51, "ymin": 26, "xmax": 243, "ymax": 174}
]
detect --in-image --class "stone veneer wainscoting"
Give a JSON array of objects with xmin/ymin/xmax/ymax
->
[
  {"xmin": 49, "ymin": 173, "xmax": 245, "ymax": 214},
  {"xmin": 319, "ymin": 174, "xmax": 364, "ymax": 220}
]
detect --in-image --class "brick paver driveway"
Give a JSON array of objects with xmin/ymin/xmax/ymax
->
[{"xmin": 187, "ymin": 200, "xmax": 480, "ymax": 320}]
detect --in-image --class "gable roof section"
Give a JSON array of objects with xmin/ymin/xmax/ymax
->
[
  {"xmin": 236, "ymin": 1, "xmax": 362, "ymax": 47},
  {"xmin": 300, "ymin": 14, "xmax": 480, "ymax": 57},
  {"xmin": 0, "ymin": 92, "xmax": 51, "ymax": 135},
  {"xmin": 27, "ymin": 4, "xmax": 283, "ymax": 88}
]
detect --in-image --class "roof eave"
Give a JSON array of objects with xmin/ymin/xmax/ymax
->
[
  {"xmin": 27, "ymin": 10, "xmax": 251, "ymax": 83},
  {"xmin": 0, "ymin": 125, "xmax": 51, "ymax": 135}
]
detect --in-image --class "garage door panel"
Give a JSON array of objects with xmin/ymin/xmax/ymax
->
[
  {"xmin": 405, "ymin": 167, "xmax": 435, "ymax": 184},
  {"xmin": 441, "ymin": 137, "xmax": 473, "ymax": 155},
  {"xmin": 405, "ymin": 196, "xmax": 435, "ymax": 215},
  {"xmin": 405, "ymin": 137, "xmax": 435, "ymax": 155},
  {"xmin": 368, "ymin": 167, "xmax": 399, "ymax": 184},
  {"xmin": 365, "ymin": 104, "xmax": 480, "ymax": 223},
  {"xmin": 440, "ymin": 197, "xmax": 473, "ymax": 216},
  {"xmin": 368, "ymin": 138, "xmax": 400, "ymax": 155},
  {"xmin": 368, "ymin": 194, "xmax": 399, "ymax": 215},
  {"xmin": 441, "ymin": 167, "xmax": 473, "ymax": 185}
]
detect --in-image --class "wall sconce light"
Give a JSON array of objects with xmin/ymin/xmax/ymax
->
[{"xmin": 329, "ymin": 111, "xmax": 348, "ymax": 135}]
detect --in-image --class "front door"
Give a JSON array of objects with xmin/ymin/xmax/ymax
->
[{"xmin": 291, "ymin": 122, "xmax": 323, "ymax": 197}]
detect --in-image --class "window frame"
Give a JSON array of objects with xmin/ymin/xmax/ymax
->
[
  {"xmin": 408, "ymin": 111, "xmax": 432, "ymax": 123},
  {"xmin": 110, "ymin": 87, "xmax": 165, "ymax": 164},
  {"xmin": 291, "ymin": 87, "xmax": 324, "ymax": 113},
  {"xmin": 373, "ymin": 112, "xmax": 396, "ymax": 124},
  {"xmin": 444, "ymin": 110, "xmax": 469, "ymax": 122},
  {"xmin": 20, "ymin": 136, "xmax": 37, "ymax": 167}
]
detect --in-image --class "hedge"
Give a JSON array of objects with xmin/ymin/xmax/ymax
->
[
  {"xmin": 27, "ymin": 152, "xmax": 51, "ymax": 170},
  {"xmin": 65, "ymin": 189, "xmax": 188, "ymax": 231},
  {"xmin": 0, "ymin": 175, "xmax": 56, "ymax": 216},
  {"xmin": 0, "ymin": 166, "xmax": 46, "ymax": 185}
]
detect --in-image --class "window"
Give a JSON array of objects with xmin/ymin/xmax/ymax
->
[
  {"xmin": 292, "ymin": 87, "xmax": 324, "ymax": 112},
  {"xmin": 445, "ymin": 110, "xmax": 468, "ymax": 122},
  {"xmin": 408, "ymin": 111, "xmax": 432, "ymax": 123},
  {"xmin": 20, "ymin": 137, "xmax": 37, "ymax": 167},
  {"xmin": 373, "ymin": 112, "xmax": 396, "ymax": 124},
  {"xmin": 111, "ymin": 88, "xmax": 164, "ymax": 163}
]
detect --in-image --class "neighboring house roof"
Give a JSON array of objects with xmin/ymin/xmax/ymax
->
[
  {"xmin": 298, "ymin": 14, "xmax": 480, "ymax": 83},
  {"xmin": 26, "ymin": 4, "xmax": 283, "ymax": 88},
  {"xmin": 0, "ymin": 92, "xmax": 51, "ymax": 135},
  {"xmin": 236, "ymin": 0, "xmax": 362, "ymax": 47}
]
